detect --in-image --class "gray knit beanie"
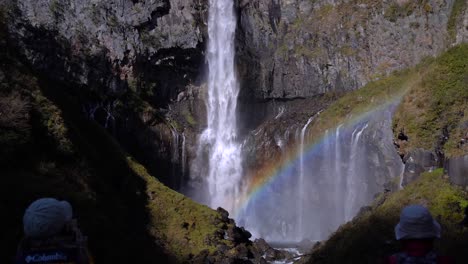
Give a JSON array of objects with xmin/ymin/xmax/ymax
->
[{"xmin": 23, "ymin": 198, "xmax": 73, "ymax": 238}]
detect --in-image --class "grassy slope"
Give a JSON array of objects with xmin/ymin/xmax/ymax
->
[
  {"xmin": 0, "ymin": 11, "xmax": 227, "ymax": 263},
  {"xmin": 393, "ymin": 44, "xmax": 468, "ymax": 158},
  {"xmin": 304, "ymin": 169, "xmax": 468, "ymax": 264}
]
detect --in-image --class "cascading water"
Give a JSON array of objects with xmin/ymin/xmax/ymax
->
[
  {"xmin": 171, "ymin": 129, "xmax": 180, "ymax": 188},
  {"xmin": 345, "ymin": 123, "xmax": 369, "ymax": 220},
  {"xmin": 192, "ymin": 0, "xmax": 242, "ymax": 213},
  {"xmin": 181, "ymin": 133, "xmax": 186, "ymax": 183},
  {"xmin": 238, "ymin": 107, "xmax": 404, "ymax": 242},
  {"xmin": 334, "ymin": 124, "xmax": 344, "ymax": 223},
  {"xmin": 298, "ymin": 116, "xmax": 316, "ymax": 240}
]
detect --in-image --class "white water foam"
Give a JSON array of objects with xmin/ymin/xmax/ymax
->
[{"xmin": 193, "ymin": 0, "xmax": 242, "ymax": 213}]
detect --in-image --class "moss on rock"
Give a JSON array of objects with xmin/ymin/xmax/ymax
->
[{"xmin": 127, "ymin": 157, "xmax": 222, "ymax": 261}]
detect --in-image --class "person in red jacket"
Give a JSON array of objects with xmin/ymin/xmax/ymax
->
[{"xmin": 385, "ymin": 205, "xmax": 454, "ymax": 264}]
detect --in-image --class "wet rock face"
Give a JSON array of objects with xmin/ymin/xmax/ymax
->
[
  {"xmin": 400, "ymin": 148, "xmax": 438, "ymax": 186},
  {"xmin": 237, "ymin": 0, "xmax": 465, "ymax": 100},
  {"xmin": 447, "ymin": 155, "xmax": 468, "ymax": 186}
]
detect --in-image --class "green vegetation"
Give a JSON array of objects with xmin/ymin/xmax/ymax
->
[
  {"xmin": 384, "ymin": 0, "xmax": 433, "ymax": 22},
  {"xmin": 393, "ymin": 44, "xmax": 468, "ymax": 157},
  {"xmin": 107, "ymin": 13, "xmax": 119, "ymax": 27},
  {"xmin": 305, "ymin": 169, "xmax": 468, "ymax": 264},
  {"xmin": 183, "ymin": 110, "xmax": 197, "ymax": 126},
  {"xmin": 32, "ymin": 90, "xmax": 74, "ymax": 155},
  {"xmin": 127, "ymin": 157, "xmax": 223, "ymax": 259},
  {"xmin": 140, "ymin": 30, "xmax": 163, "ymax": 49},
  {"xmin": 339, "ymin": 45, "xmax": 357, "ymax": 57},
  {"xmin": 48, "ymin": 0, "xmax": 66, "ymax": 20},
  {"xmin": 0, "ymin": 92, "xmax": 31, "ymax": 159},
  {"xmin": 49, "ymin": 0, "xmax": 60, "ymax": 15},
  {"xmin": 316, "ymin": 4, "xmax": 335, "ymax": 20},
  {"xmin": 447, "ymin": 0, "xmax": 467, "ymax": 41}
]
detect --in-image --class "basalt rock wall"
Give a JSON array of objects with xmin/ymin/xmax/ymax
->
[{"xmin": 237, "ymin": 0, "xmax": 468, "ymax": 101}]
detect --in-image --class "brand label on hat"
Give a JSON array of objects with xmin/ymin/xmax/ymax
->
[
  {"xmin": 25, "ymin": 252, "xmax": 67, "ymax": 263},
  {"xmin": 23, "ymin": 249, "xmax": 75, "ymax": 263}
]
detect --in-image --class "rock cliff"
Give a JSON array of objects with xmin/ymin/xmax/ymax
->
[{"xmin": 237, "ymin": 0, "xmax": 467, "ymax": 100}]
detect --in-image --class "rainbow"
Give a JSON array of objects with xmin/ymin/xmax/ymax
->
[{"xmin": 234, "ymin": 92, "xmax": 406, "ymax": 218}]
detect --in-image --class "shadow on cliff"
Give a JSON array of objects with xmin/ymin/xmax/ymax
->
[
  {"xmin": 40, "ymin": 75, "xmax": 174, "ymax": 263},
  {"xmin": 11, "ymin": 14, "xmax": 205, "ymax": 192},
  {"xmin": 0, "ymin": 31, "xmax": 174, "ymax": 262}
]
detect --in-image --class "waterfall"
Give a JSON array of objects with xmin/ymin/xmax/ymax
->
[
  {"xmin": 345, "ymin": 123, "xmax": 368, "ymax": 220},
  {"xmin": 298, "ymin": 116, "xmax": 315, "ymax": 240},
  {"xmin": 181, "ymin": 132, "xmax": 186, "ymax": 184},
  {"xmin": 334, "ymin": 124, "xmax": 344, "ymax": 225},
  {"xmin": 171, "ymin": 129, "xmax": 180, "ymax": 187},
  {"xmin": 194, "ymin": 0, "xmax": 242, "ymax": 212}
]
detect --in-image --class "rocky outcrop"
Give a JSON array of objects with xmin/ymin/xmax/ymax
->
[
  {"xmin": 447, "ymin": 155, "xmax": 468, "ymax": 186},
  {"xmin": 399, "ymin": 149, "xmax": 438, "ymax": 186},
  {"xmin": 237, "ymin": 0, "xmax": 468, "ymax": 100},
  {"xmin": 191, "ymin": 208, "xmax": 292, "ymax": 264}
]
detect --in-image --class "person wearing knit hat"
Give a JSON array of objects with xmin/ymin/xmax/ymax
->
[
  {"xmin": 23, "ymin": 198, "xmax": 73, "ymax": 238},
  {"xmin": 16, "ymin": 198, "xmax": 92, "ymax": 264},
  {"xmin": 385, "ymin": 205, "xmax": 453, "ymax": 264}
]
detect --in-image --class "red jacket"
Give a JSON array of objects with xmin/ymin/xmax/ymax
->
[{"xmin": 385, "ymin": 239, "xmax": 454, "ymax": 264}]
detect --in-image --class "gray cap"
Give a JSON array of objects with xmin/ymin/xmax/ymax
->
[
  {"xmin": 395, "ymin": 205, "xmax": 441, "ymax": 240},
  {"xmin": 23, "ymin": 198, "xmax": 73, "ymax": 238}
]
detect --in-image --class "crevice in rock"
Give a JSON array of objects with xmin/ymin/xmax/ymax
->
[{"xmin": 135, "ymin": 0, "xmax": 171, "ymax": 31}]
